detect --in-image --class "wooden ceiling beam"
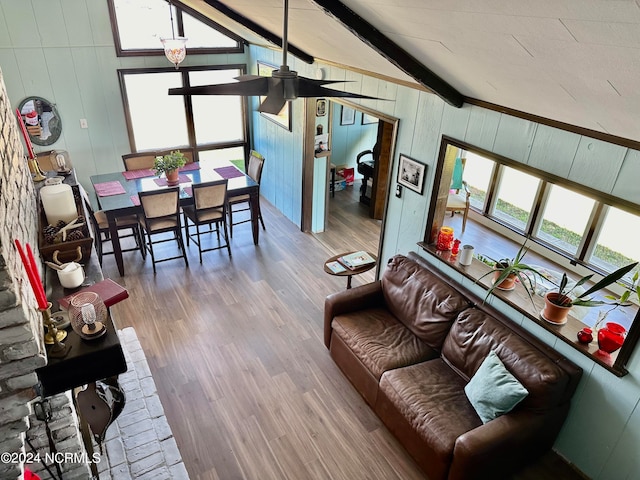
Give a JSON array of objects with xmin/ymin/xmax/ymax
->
[
  {"xmin": 310, "ymin": 0, "xmax": 463, "ymax": 108},
  {"xmin": 202, "ymin": 0, "xmax": 314, "ymax": 64}
]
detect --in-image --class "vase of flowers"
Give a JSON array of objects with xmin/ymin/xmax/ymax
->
[{"xmin": 153, "ymin": 150, "xmax": 187, "ymax": 186}]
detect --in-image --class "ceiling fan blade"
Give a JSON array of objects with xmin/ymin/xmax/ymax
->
[
  {"xmin": 258, "ymin": 78, "xmax": 287, "ymax": 114},
  {"xmin": 259, "ymin": 97, "xmax": 288, "ymax": 115},
  {"xmin": 296, "ymin": 77, "xmax": 379, "ymax": 100},
  {"xmin": 168, "ymin": 76, "xmax": 269, "ymax": 97}
]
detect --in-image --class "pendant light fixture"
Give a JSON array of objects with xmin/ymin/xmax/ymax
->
[{"xmin": 160, "ymin": 0, "xmax": 187, "ymax": 69}]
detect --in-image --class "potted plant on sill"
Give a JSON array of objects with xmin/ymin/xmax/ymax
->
[
  {"xmin": 476, "ymin": 241, "xmax": 543, "ymax": 308},
  {"xmin": 541, "ymin": 261, "xmax": 639, "ymax": 325},
  {"xmin": 153, "ymin": 150, "xmax": 187, "ymax": 186}
]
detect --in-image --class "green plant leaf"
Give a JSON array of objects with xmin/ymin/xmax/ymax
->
[
  {"xmin": 572, "ymin": 299, "xmax": 607, "ymax": 307},
  {"xmin": 579, "ymin": 262, "xmax": 639, "ymax": 299}
]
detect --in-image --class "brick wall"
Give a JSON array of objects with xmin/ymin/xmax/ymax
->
[{"xmin": 0, "ymin": 69, "xmax": 89, "ymax": 479}]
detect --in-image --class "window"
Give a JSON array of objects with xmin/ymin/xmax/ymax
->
[
  {"xmin": 108, "ymin": 0, "xmax": 243, "ymax": 56},
  {"xmin": 189, "ymin": 70, "xmax": 244, "ymax": 145},
  {"xmin": 123, "ymin": 71, "xmax": 189, "ymax": 150},
  {"xmin": 491, "ymin": 167, "xmax": 540, "ymax": 231},
  {"xmin": 426, "ymin": 136, "xmax": 640, "ymax": 376},
  {"xmin": 591, "ymin": 207, "xmax": 640, "ymax": 278},
  {"xmin": 464, "ymin": 152, "xmax": 494, "ymax": 210},
  {"xmin": 119, "ymin": 66, "xmax": 248, "ymax": 156},
  {"xmin": 536, "ymin": 185, "xmax": 595, "ymax": 256}
]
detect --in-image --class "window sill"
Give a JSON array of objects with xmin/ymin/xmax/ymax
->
[{"xmin": 418, "ymin": 242, "xmax": 629, "ymax": 377}]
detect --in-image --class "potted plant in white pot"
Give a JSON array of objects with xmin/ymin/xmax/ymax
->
[
  {"xmin": 153, "ymin": 150, "xmax": 187, "ymax": 186},
  {"xmin": 541, "ymin": 261, "xmax": 638, "ymax": 325}
]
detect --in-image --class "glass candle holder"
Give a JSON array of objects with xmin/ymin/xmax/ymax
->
[
  {"xmin": 69, "ymin": 291, "xmax": 107, "ymax": 340},
  {"xmin": 436, "ymin": 226, "xmax": 454, "ymax": 251}
]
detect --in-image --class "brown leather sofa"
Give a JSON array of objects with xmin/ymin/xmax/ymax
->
[{"xmin": 324, "ymin": 252, "xmax": 582, "ymax": 480}]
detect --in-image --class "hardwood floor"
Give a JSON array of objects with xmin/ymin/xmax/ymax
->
[{"xmin": 104, "ymin": 184, "xmax": 586, "ymax": 479}]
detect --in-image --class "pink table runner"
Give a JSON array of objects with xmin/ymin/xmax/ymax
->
[
  {"xmin": 122, "ymin": 162, "xmax": 200, "ymax": 181},
  {"xmin": 94, "ymin": 181, "xmax": 126, "ymax": 197},
  {"xmin": 122, "ymin": 169, "xmax": 154, "ymax": 180},
  {"xmin": 153, "ymin": 174, "xmax": 191, "ymax": 187},
  {"xmin": 180, "ymin": 162, "xmax": 200, "ymax": 172},
  {"xmin": 214, "ymin": 166, "xmax": 244, "ymax": 179}
]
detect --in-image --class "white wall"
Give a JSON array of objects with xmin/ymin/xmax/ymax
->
[{"xmin": 3, "ymin": 1, "xmax": 640, "ymax": 478}]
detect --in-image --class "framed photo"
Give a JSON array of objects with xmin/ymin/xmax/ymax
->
[
  {"xmin": 257, "ymin": 61, "xmax": 292, "ymax": 131},
  {"xmin": 362, "ymin": 113, "xmax": 378, "ymax": 125},
  {"xmin": 340, "ymin": 105, "xmax": 355, "ymax": 125},
  {"xmin": 397, "ymin": 154, "xmax": 426, "ymax": 194},
  {"xmin": 316, "ymin": 99, "xmax": 327, "ymax": 117}
]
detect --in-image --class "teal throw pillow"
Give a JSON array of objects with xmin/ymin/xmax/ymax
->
[{"xmin": 464, "ymin": 350, "xmax": 529, "ymax": 424}]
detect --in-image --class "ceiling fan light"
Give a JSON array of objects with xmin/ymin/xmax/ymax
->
[{"xmin": 161, "ymin": 37, "xmax": 187, "ymax": 69}]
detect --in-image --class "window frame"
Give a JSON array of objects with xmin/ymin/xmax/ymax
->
[
  {"xmin": 429, "ymin": 136, "xmax": 639, "ymax": 275},
  {"xmin": 107, "ymin": 0, "xmax": 245, "ymax": 58},
  {"xmin": 118, "ymin": 64, "xmax": 250, "ymax": 159},
  {"xmin": 424, "ymin": 135, "xmax": 640, "ymax": 376}
]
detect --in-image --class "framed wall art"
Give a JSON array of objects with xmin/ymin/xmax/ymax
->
[
  {"xmin": 316, "ymin": 98, "xmax": 327, "ymax": 117},
  {"xmin": 340, "ymin": 105, "xmax": 355, "ymax": 125},
  {"xmin": 362, "ymin": 113, "xmax": 378, "ymax": 125},
  {"xmin": 397, "ymin": 154, "xmax": 426, "ymax": 194},
  {"xmin": 257, "ymin": 61, "xmax": 292, "ymax": 131}
]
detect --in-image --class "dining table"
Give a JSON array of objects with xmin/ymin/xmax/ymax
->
[{"xmin": 90, "ymin": 158, "xmax": 260, "ymax": 276}]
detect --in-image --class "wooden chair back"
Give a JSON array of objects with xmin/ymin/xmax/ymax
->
[{"xmin": 122, "ymin": 147, "xmax": 195, "ymax": 171}]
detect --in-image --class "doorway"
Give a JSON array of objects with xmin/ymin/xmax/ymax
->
[{"xmin": 301, "ymin": 99, "xmax": 398, "ymax": 260}]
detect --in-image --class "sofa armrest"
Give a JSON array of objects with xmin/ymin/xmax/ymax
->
[
  {"xmin": 449, "ymin": 408, "xmax": 568, "ymax": 480},
  {"xmin": 324, "ymin": 281, "xmax": 384, "ymax": 348}
]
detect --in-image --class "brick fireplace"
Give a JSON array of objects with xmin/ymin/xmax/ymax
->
[{"xmin": 0, "ymin": 69, "xmax": 90, "ymax": 479}]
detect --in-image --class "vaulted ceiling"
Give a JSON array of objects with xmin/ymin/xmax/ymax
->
[{"xmin": 181, "ymin": 0, "xmax": 640, "ymax": 144}]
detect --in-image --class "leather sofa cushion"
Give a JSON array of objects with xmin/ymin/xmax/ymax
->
[
  {"xmin": 382, "ymin": 255, "xmax": 471, "ymax": 350},
  {"xmin": 442, "ymin": 308, "xmax": 571, "ymax": 411},
  {"xmin": 332, "ymin": 307, "xmax": 438, "ymax": 379},
  {"xmin": 379, "ymin": 359, "xmax": 482, "ymax": 463}
]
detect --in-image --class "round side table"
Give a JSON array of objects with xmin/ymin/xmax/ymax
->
[{"xmin": 324, "ymin": 251, "xmax": 377, "ymax": 289}]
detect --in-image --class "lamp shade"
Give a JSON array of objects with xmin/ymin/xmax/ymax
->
[{"xmin": 161, "ymin": 37, "xmax": 187, "ymax": 68}]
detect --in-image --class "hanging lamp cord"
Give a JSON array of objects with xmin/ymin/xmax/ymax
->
[{"xmin": 168, "ymin": 0, "xmax": 176, "ymax": 40}]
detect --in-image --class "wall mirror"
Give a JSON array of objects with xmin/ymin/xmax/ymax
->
[{"xmin": 18, "ymin": 96, "xmax": 62, "ymax": 146}]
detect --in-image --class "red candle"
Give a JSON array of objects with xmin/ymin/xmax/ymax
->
[
  {"xmin": 25, "ymin": 243, "xmax": 48, "ymax": 309},
  {"xmin": 14, "ymin": 239, "xmax": 47, "ymax": 309},
  {"xmin": 15, "ymin": 108, "xmax": 36, "ymax": 160}
]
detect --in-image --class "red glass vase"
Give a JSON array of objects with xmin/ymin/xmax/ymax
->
[{"xmin": 597, "ymin": 322, "xmax": 626, "ymax": 356}]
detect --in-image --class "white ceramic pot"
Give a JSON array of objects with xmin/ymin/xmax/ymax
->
[{"xmin": 57, "ymin": 262, "xmax": 85, "ymax": 289}]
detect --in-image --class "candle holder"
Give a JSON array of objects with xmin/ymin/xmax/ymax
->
[
  {"xmin": 40, "ymin": 303, "xmax": 71, "ymax": 358},
  {"xmin": 69, "ymin": 292, "xmax": 107, "ymax": 340},
  {"xmin": 28, "ymin": 158, "xmax": 46, "ymax": 182}
]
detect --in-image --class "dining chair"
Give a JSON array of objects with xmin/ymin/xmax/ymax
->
[
  {"xmin": 182, "ymin": 180, "xmax": 231, "ymax": 263},
  {"xmin": 228, "ymin": 150, "xmax": 266, "ymax": 237},
  {"xmin": 445, "ymin": 157, "xmax": 470, "ymax": 232},
  {"xmin": 81, "ymin": 187, "xmax": 143, "ymax": 266},
  {"xmin": 138, "ymin": 187, "xmax": 189, "ymax": 273},
  {"xmin": 122, "ymin": 147, "xmax": 195, "ymax": 171},
  {"xmin": 121, "ymin": 152, "xmax": 158, "ymax": 171}
]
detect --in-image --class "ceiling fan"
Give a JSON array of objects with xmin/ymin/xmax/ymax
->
[{"xmin": 168, "ymin": 0, "xmax": 378, "ymax": 114}]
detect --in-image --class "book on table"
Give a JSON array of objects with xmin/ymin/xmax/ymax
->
[
  {"xmin": 326, "ymin": 261, "xmax": 347, "ymax": 274},
  {"xmin": 58, "ymin": 278, "xmax": 129, "ymax": 310},
  {"xmin": 338, "ymin": 251, "xmax": 376, "ymax": 270}
]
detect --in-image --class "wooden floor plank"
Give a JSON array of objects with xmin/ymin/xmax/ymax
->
[{"xmin": 105, "ymin": 184, "xmax": 585, "ymax": 479}]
